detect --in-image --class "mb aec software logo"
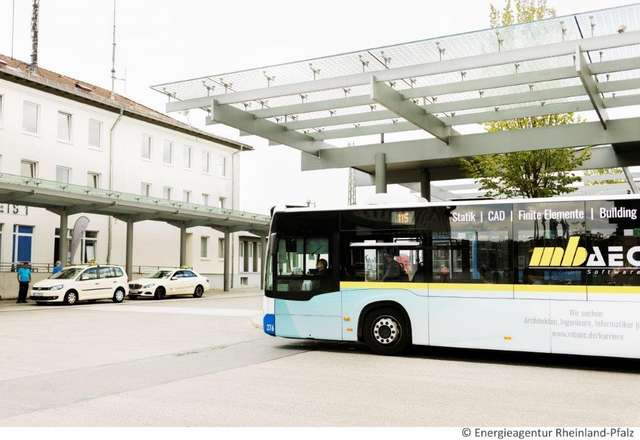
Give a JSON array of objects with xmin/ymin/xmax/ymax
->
[{"xmin": 529, "ymin": 236, "xmax": 640, "ymax": 270}]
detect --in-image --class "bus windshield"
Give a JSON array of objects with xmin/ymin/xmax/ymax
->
[{"xmin": 51, "ymin": 267, "xmax": 85, "ymax": 280}]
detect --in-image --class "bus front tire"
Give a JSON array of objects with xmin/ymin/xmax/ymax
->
[{"xmin": 363, "ymin": 307, "xmax": 410, "ymax": 356}]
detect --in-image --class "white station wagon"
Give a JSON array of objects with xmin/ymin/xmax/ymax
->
[
  {"xmin": 30, "ymin": 265, "xmax": 128, "ymax": 305},
  {"xmin": 128, "ymin": 268, "xmax": 209, "ymax": 299}
]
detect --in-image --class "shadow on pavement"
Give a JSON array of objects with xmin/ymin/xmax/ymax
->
[{"xmin": 276, "ymin": 339, "xmax": 640, "ymax": 374}]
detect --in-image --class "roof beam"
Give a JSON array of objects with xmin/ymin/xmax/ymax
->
[
  {"xmin": 301, "ymin": 117, "xmax": 640, "ymax": 171},
  {"xmin": 284, "ymin": 76, "xmax": 639, "ymax": 132},
  {"xmin": 576, "ymin": 46, "xmax": 608, "ymax": 130},
  {"xmin": 170, "ymin": 54, "xmax": 640, "ymax": 117},
  {"xmin": 370, "ymin": 76, "xmax": 451, "ymax": 144},
  {"xmin": 209, "ymin": 100, "xmax": 328, "ymax": 155},
  {"xmin": 311, "ymin": 92, "xmax": 640, "ymax": 140}
]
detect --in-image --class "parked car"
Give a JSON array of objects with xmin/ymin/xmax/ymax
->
[
  {"xmin": 128, "ymin": 268, "xmax": 209, "ymax": 299},
  {"xmin": 30, "ymin": 265, "xmax": 128, "ymax": 305}
]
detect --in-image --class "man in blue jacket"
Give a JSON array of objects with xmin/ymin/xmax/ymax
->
[{"xmin": 16, "ymin": 262, "xmax": 32, "ymax": 303}]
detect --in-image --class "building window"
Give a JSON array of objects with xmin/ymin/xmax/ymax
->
[
  {"xmin": 22, "ymin": 101, "xmax": 39, "ymax": 134},
  {"xmin": 54, "ymin": 229, "xmax": 97, "ymax": 263},
  {"xmin": 56, "ymin": 166, "xmax": 71, "ymax": 184},
  {"xmin": 87, "ymin": 172, "xmax": 100, "ymax": 189},
  {"xmin": 163, "ymin": 186, "xmax": 173, "ymax": 200},
  {"xmin": 0, "ymin": 94, "xmax": 4, "ymax": 127},
  {"xmin": 218, "ymin": 238, "xmax": 225, "ymax": 258},
  {"xmin": 163, "ymin": 140, "xmax": 174, "ymax": 165},
  {"xmin": 219, "ymin": 197, "xmax": 226, "ymax": 209},
  {"xmin": 57, "ymin": 111, "xmax": 72, "ymax": 142},
  {"xmin": 201, "ymin": 236, "xmax": 209, "ymax": 259},
  {"xmin": 183, "ymin": 190, "xmax": 191, "ymax": 203},
  {"xmin": 184, "ymin": 146, "xmax": 192, "ymax": 169},
  {"xmin": 13, "ymin": 225, "xmax": 34, "ymax": 263},
  {"xmin": 20, "ymin": 160, "xmax": 38, "ymax": 178},
  {"xmin": 141, "ymin": 135, "xmax": 152, "ymax": 159},
  {"xmin": 88, "ymin": 119, "xmax": 102, "ymax": 148},
  {"xmin": 202, "ymin": 151, "xmax": 211, "ymax": 173},
  {"xmin": 217, "ymin": 156, "xmax": 227, "ymax": 177},
  {"xmin": 202, "ymin": 193, "xmax": 209, "ymax": 206},
  {"xmin": 141, "ymin": 182, "xmax": 151, "ymax": 197}
]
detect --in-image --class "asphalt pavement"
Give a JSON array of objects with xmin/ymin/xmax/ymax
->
[{"xmin": 1, "ymin": 290, "xmax": 639, "ymax": 426}]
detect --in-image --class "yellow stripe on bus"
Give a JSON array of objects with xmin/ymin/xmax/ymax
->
[{"xmin": 339, "ymin": 282, "xmax": 640, "ymax": 295}]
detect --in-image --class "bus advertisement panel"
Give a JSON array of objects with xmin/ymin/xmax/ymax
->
[{"xmin": 262, "ymin": 196, "xmax": 640, "ymax": 357}]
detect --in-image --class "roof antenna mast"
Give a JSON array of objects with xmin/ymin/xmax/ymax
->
[
  {"xmin": 111, "ymin": 0, "xmax": 117, "ymax": 97},
  {"xmin": 29, "ymin": 0, "xmax": 40, "ymax": 72},
  {"xmin": 10, "ymin": 0, "xmax": 16, "ymax": 58}
]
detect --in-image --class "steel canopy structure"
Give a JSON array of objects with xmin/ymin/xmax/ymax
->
[
  {"xmin": 153, "ymin": 3, "xmax": 640, "ymax": 197},
  {"xmin": 0, "ymin": 173, "xmax": 270, "ymax": 288}
]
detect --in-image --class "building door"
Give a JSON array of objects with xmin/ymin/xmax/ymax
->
[{"xmin": 12, "ymin": 225, "xmax": 33, "ymax": 263}]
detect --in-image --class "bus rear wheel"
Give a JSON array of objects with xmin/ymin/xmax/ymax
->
[{"xmin": 363, "ymin": 307, "xmax": 410, "ymax": 356}]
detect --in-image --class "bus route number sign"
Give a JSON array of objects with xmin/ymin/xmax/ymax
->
[{"xmin": 392, "ymin": 211, "xmax": 415, "ymax": 226}]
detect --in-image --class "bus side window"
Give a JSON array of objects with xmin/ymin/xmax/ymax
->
[{"xmin": 276, "ymin": 237, "xmax": 333, "ymax": 294}]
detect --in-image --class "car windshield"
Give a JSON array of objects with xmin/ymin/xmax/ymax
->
[
  {"xmin": 51, "ymin": 267, "xmax": 85, "ymax": 280},
  {"xmin": 149, "ymin": 270, "xmax": 173, "ymax": 279}
]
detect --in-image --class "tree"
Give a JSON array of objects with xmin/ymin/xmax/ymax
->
[{"xmin": 460, "ymin": 0, "xmax": 591, "ymax": 199}]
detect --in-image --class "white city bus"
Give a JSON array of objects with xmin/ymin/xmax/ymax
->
[{"xmin": 262, "ymin": 194, "xmax": 640, "ymax": 357}]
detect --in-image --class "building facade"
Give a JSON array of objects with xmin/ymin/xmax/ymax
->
[{"xmin": 0, "ymin": 54, "xmax": 262, "ymax": 289}]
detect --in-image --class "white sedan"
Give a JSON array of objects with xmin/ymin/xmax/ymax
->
[{"xmin": 128, "ymin": 269, "xmax": 209, "ymax": 300}]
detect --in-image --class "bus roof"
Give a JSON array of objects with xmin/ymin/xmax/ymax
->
[{"xmin": 274, "ymin": 193, "xmax": 640, "ymax": 215}]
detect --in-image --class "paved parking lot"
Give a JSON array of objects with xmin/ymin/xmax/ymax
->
[{"xmin": 1, "ymin": 290, "xmax": 639, "ymax": 426}]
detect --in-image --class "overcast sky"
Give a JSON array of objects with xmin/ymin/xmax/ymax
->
[{"xmin": 1, "ymin": 0, "xmax": 636, "ymax": 213}]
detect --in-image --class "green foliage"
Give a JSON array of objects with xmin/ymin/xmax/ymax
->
[
  {"xmin": 463, "ymin": 0, "xmax": 591, "ymax": 199},
  {"xmin": 583, "ymin": 168, "xmax": 626, "ymax": 186}
]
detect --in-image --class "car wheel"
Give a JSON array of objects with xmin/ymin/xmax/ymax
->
[
  {"xmin": 193, "ymin": 285, "xmax": 204, "ymax": 298},
  {"xmin": 363, "ymin": 307, "xmax": 410, "ymax": 356},
  {"xmin": 112, "ymin": 288, "xmax": 125, "ymax": 303},
  {"xmin": 64, "ymin": 290, "xmax": 78, "ymax": 306},
  {"xmin": 154, "ymin": 287, "xmax": 166, "ymax": 300}
]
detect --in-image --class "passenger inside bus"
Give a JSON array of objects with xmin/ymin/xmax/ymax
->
[
  {"xmin": 381, "ymin": 253, "xmax": 409, "ymax": 282},
  {"xmin": 438, "ymin": 264, "xmax": 450, "ymax": 282}
]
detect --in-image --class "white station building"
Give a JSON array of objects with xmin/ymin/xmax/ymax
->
[{"xmin": 0, "ymin": 53, "xmax": 266, "ymax": 290}]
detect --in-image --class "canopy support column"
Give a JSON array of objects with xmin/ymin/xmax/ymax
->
[
  {"xmin": 179, "ymin": 224, "xmax": 188, "ymax": 267},
  {"xmin": 623, "ymin": 167, "xmax": 638, "ymax": 193},
  {"xmin": 375, "ymin": 152, "xmax": 387, "ymax": 194},
  {"xmin": 223, "ymin": 229, "xmax": 231, "ymax": 292},
  {"xmin": 59, "ymin": 211, "xmax": 69, "ymax": 265},
  {"xmin": 126, "ymin": 219, "xmax": 134, "ymax": 278},
  {"xmin": 420, "ymin": 169, "xmax": 431, "ymax": 202},
  {"xmin": 260, "ymin": 235, "xmax": 267, "ymax": 291}
]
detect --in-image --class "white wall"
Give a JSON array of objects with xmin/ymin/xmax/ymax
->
[{"xmin": 0, "ymin": 77, "xmax": 252, "ymax": 282}]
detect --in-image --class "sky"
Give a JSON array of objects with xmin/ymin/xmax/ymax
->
[{"xmin": 1, "ymin": 0, "xmax": 637, "ymax": 214}]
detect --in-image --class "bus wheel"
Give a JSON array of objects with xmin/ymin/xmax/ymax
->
[{"xmin": 363, "ymin": 307, "xmax": 410, "ymax": 356}]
